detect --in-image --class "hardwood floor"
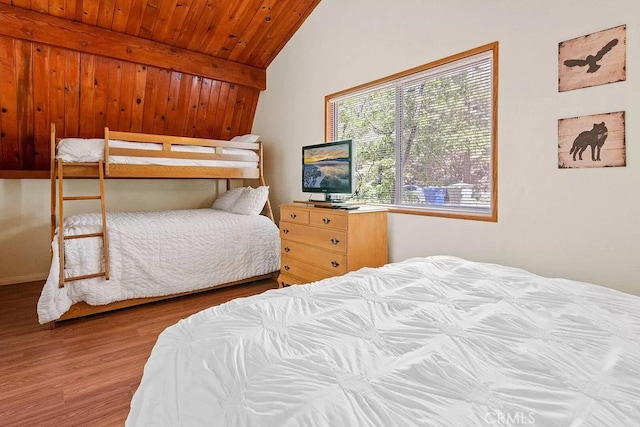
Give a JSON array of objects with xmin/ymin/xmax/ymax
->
[{"xmin": 0, "ymin": 279, "xmax": 278, "ymax": 426}]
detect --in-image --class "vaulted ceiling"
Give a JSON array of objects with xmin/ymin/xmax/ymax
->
[{"xmin": 1, "ymin": 0, "xmax": 320, "ymax": 70}]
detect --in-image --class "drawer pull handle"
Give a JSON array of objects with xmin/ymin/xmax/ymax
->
[
  {"xmin": 284, "ymin": 265, "xmax": 290, "ymax": 271},
  {"xmin": 331, "ymin": 260, "xmax": 340, "ymax": 268},
  {"xmin": 330, "ymin": 238, "xmax": 340, "ymax": 245},
  {"xmin": 283, "ymin": 228, "xmax": 289, "ymax": 234},
  {"xmin": 284, "ymin": 246, "xmax": 290, "ymax": 252},
  {"xmin": 323, "ymin": 218, "xmax": 331, "ymax": 224},
  {"xmin": 290, "ymin": 213, "xmax": 297, "ymax": 219}
]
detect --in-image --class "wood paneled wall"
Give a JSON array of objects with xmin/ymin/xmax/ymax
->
[{"xmin": 0, "ymin": 35, "xmax": 260, "ymax": 174}]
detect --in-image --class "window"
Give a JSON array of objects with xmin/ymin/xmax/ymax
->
[{"xmin": 326, "ymin": 42, "xmax": 498, "ymax": 221}]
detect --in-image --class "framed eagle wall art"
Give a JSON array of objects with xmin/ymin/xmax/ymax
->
[{"xmin": 558, "ymin": 25, "xmax": 626, "ymax": 92}]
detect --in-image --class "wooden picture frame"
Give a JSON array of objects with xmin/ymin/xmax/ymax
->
[
  {"xmin": 558, "ymin": 111, "xmax": 625, "ymax": 169},
  {"xmin": 558, "ymin": 25, "xmax": 626, "ymax": 92}
]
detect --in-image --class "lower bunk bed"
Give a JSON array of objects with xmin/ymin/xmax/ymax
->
[
  {"xmin": 37, "ymin": 207, "xmax": 280, "ymax": 324},
  {"xmin": 38, "ymin": 125, "xmax": 280, "ymax": 325}
]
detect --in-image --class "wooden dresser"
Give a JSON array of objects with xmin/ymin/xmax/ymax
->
[{"xmin": 277, "ymin": 203, "xmax": 388, "ymax": 287}]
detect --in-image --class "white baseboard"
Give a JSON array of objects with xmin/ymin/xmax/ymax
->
[{"xmin": 0, "ymin": 273, "xmax": 47, "ymax": 286}]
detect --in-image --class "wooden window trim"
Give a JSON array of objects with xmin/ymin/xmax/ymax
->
[{"xmin": 325, "ymin": 42, "xmax": 499, "ymax": 222}]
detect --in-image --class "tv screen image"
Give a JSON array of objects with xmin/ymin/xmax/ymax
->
[{"xmin": 302, "ymin": 140, "xmax": 353, "ymax": 199}]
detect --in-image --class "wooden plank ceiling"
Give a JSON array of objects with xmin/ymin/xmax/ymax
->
[
  {"xmin": 3, "ymin": 0, "xmax": 319, "ymax": 70},
  {"xmin": 0, "ymin": 0, "xmax": 320, "ymax": 175}
]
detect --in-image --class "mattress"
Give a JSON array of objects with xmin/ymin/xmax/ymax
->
[
  {"xmin": 56, "ymin": 138, "xmax": 259, "ymax": 168},
  {"xmin": 126, "ymin": 256, "xmax": 640, "ymax": 427},
  {"xmin": 37, "ymin": 209, "xmax": 280, "ymax": 324}
]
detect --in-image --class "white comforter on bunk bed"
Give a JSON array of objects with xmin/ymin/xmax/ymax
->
[
  {"xmin": 56, "ymin": 137, "xmax": 259, "ymax": 168},
  {"xmin": 37, "ymin": 209, "xmax": 280, "ymax": 324}
]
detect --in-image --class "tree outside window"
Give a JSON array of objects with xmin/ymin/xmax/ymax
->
[{"xmin": 326, "ymin": 43, "xmax": 498, "ymax": 221}]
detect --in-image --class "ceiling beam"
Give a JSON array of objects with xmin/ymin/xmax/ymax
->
[{"xmin": 0, "ymin": 4, "xmax": 266, "ymax": 90}]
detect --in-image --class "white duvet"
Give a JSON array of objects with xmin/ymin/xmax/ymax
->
[
  {"xmin": 37, "ymin": 209, "xmax": 280, "ymax": 324},
  {"xmin": 56, "ymin": 138, "xmax": 259, "ymax": 168},
  {"xmin": 126, "ymin": 256, "xmax": 640, "ymax": 427}
]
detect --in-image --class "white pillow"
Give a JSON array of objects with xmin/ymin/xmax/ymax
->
[
  {"xmin": 230, "ymin": 134, "xmax": 260, "ymax": 143},
  {"xmin": 230, "ymin": 186, "xmax": 269, "ymax": 216},
  {"xmin": 211, "ymin": 187, "xmax": 246, "ymax": 211},
  {"xmin": 56, "ymin": 138, "xmax": 105, "ymax": 162}
]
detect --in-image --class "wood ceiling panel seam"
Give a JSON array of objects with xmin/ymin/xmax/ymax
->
[
  {"xmin": 30, "ymin": 0, "xmax": 48, "ymax": 14},
  {"xmin": 192, "ymin": 77, "xmax": 213, "ymax": 138},
  {"xmin": 111, "ymin": 0, "xmax": 133, "ymax": 33},
  {"xmin": 116, "ymin": 61, "xmax": 137, "ymax": 131},
  {"xmin": 93, "ymin": 56, "xmax": 110, "ymax": 136},
  {"xmin": 171, "ymin": 0, "xmax": 208, "ymax": 48},
  {"xmin": 49, "ymin": 46, "xmax": 66, "ymax": 137},
  {"xmin": 78, "ymin": 53, "xmax": 97, "ymax": 137},
  {"xmin": 48, "ymin": 0, "xmax": 66, "ymax": 18},
  {"xmin": 124, "ymin": 0, "xmax": 149, "ymax": 37},
  {"xmin": 81, "ymin": 0, "xmax": 100, "ymax": 26},
  {"xmin": 97, "ymin": 0, "xmax": 118, "ymax": 29},
  {"xmin": 140, "ymin": 65, "xmax": 160, "ymax": 134},
  {"xmin": 105, "ymin": 59, "xmax": 124, "ymax": 131},
  {"xmin": 10, "ymin": 0, "xmax": 30, "ymax": 9},
  {"xmin": 229, "ymin": 85, "xmax": 248, "ymax": 138},
  {"xmin": 151, "ymin": 68, "xmax": 173, "ymax": 134},
  {"xmin": 182, "ymin": 75, "xmax": 203, "ymax": 137},
  {"xmin": 165, "ymin": 72, "xmax": 190, "ymax": 135},
  {"xmin": 243, "ymin": 88, "xmax": 259, "ymax": 135},
  {"xmin": 149, "ymin": 0, "xmax": 184, "ymax": 44},
  {"xmin": 15, "ymin": 40, "xmax": 34, "ymax": 169},
  {"xmin": 33, "ymin": 43, "xmax": 52, "ymax": 169},
  {"xmin": 161, "ymin": 0, "xmax": 193, "ymax": 46},
  {"xmin": 200, "ymin": 0, "xmax": 261, "ymax": 58},
  {"xmin": 184, "ymin": 1, "xmax": 222, "ymax": 52},
  {"xmin": 220, "ymin": 82, "xmax": 239, "ymax": 141},
  {"xmin": 65, "ymin": 0, "xmax": 77, "ymax": 21},
  {"xmin": 138, "ymin": 0, "xmax": 162, "ymax": 39},
  {"xmin": 228, "ymin": 1, "xmax": 289, "ymax": 63},
  {"xmin": 202, "ymin": 79, "xmax": 221, "ymax": 138},
  {"xmin": 0, "ymin": 37, "xmax": 19, "ymax": 170},
  {"xmin": 162, "ymin": 70, "xmax": 183, "ymax": 134},
  {"xmin": 128, "ymin": 63, "xmax": 148, "ymax": 132},
  {"xmin": 63, "ymin": 50, "xmax": 81, "ymax": 136},
  {"xmin": 211, "ymin": 82, "xmax": 230, "ymax": 139}
]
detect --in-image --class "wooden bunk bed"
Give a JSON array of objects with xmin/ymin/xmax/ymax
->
[{"xmin": 44, "ymin": 124, "xmax": 278, "ymax": 325}]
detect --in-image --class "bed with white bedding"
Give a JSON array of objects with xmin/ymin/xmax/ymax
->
[
  {"xmin": 56, "ymin": 137, "xmax": 259, "ymax": 168},
  {"xmin": 45, "ymin": 125, "xmax": 278, "ymax": 324},
  {"xmin": 49, "ymin": 124, "xmax": 265, "ymax": 180},
  {"xmin": 37, "ymin": 208, "xmax": 280, "ymax": 324},
  {"xmin": 126, "ymin": 256, "xmax": 640, "ymax": 426}
]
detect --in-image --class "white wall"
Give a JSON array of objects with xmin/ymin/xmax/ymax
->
[
  {"xmin": 253, "ymin": 0, "xmax": 640, "ymax": 295},
  {"xmin": 0, "ymin": 178, "xmax": 221, "ymax": 285}
]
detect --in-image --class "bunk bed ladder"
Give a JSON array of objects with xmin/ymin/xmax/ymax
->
[{"xmin": 57, "ymin": 160, "xmax": 110, "ymax": 288}]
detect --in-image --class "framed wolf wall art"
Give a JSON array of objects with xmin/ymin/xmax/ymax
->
[
  {"xmin": 558, "ymin": 111, "xmax": 625, "ymax": 169},
  {"xmin": 558, "ymin": 25, "xmax": 626, "ymax": 92}
]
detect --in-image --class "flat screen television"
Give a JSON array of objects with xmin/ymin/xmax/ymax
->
[{"xmin": 302, "ymin": 139, "xmax": 354, "ymax": 202}]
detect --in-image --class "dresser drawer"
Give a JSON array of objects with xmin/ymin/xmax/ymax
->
[
  {"xmin": 280, "ymin": 256, "xmax": 335, "ymax": 283},
  {"xmin": 279, "ymin": 223, "xmax": 347, "ymax": 252},
  {"xmin": 281, "ymin": 240, "xmax": 347, "ymax": 274},
  {"xmin": 280, "ymin": 206, "xmax": 310, "ymax": 224},
  {"xmin": 309, "ymin": 210, "xmax": 348, "ymax": 230}
]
